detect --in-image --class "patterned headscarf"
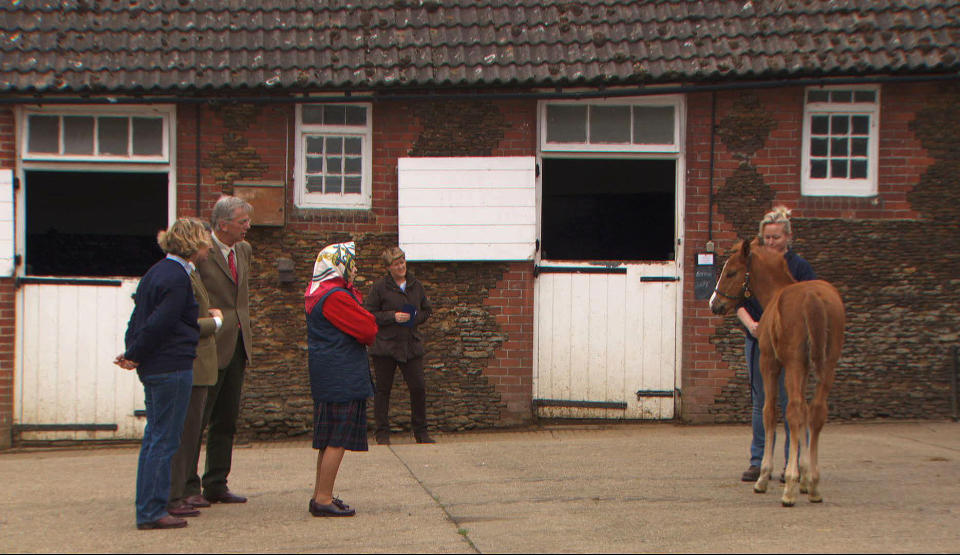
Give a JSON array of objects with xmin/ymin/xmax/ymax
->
[{"xmin": 305, "ymin": 241, "xmax": 358, "ymax": 313}]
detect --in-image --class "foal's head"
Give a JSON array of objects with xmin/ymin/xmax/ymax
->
[
  {"xmin": 709, "ymin": 238, "xmax": 794, "ymax": 315},
  {"xmin": 709, "ymin": 239, "xmax": 754, "ymax": 316}
]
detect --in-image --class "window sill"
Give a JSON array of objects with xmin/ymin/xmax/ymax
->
[
  {"xmin": 799, "ymin": 196, "xmax": 883, "ymax": 210},
  {"xmin": 290, "ymin": 206, "xmax": 374, "ymax": 224}
]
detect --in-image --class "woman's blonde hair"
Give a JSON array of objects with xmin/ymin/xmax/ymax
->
[
  {"xmin": 758, "ymin": 205, "xmax": 793, "ymax": 240},
  {"xmin": 381, "ymin": 246, "xmax": 406, "ymax": 267},
  {"xmin": 157, "ymin": 218, "xmax": 211, "ymax": 259}
]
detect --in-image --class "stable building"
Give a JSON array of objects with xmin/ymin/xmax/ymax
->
[{"xmin": 1, "ymin": 1, "xmax": 958, "ymax": 447}]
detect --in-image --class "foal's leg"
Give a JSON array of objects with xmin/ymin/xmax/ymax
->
[
  {"xmin": 753, "ymin": 351, "xmax": 780, "ymax": 494},
  {"xmin": 799, "ymin": 402, "xmax": 811, "ymax": 495},
  {"xmin": 806, "ymin": 369, "xmax": 834, "ymax": 503},
  {"xmin": 781, "ymin": 362, "xmax": 807, "ymax": 507}
]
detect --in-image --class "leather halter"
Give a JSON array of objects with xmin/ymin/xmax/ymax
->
[{"xmin": 713, "ymin": 268, "xmax": 752, "ymax": 301}]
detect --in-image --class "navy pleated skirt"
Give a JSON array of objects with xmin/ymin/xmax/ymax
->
[{"xmin": 312, "ymin": 399, "xmax": 369, "ymax": 451}]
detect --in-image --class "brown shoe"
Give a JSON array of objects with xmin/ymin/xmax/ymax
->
[
  {"xmin": 204, "ymin": 489, "xmax": 247, "ymax": 504},
  {"xmin": 375, "ymin": 431, "xmax": 390, "ymax": 445},
  {"xmin": 184, "ymin": 494, "xmax": 211, "ymax": 508},
  {"xmin": 168, "ymin": 502, "xmax": 200, "ymax": 517},
  {"xmin": 740, "ymin": 465, "xmax": 761, "ymax": 482},
  {"xmin": 137, "ymin": 515, "xmax": 188, "ymax": 530}
]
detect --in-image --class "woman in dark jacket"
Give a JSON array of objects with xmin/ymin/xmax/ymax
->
[
  {"xmin": 116, "ymin": 218, "xmax": 211, "ymax": 530},
  {"xmin": 364, "ymin": 246, "xmax": 434, "ymax": 445},
  {"xmin": 305, "ymin": 241, "xmax": 377, "ymax": 517}
]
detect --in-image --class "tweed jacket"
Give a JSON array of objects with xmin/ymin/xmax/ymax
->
[
  {"xmin": 190, "ymin": 270, "xmax": 220, "ymax": 386},
  {"xmin": 197, "ymin": 239, "xmax": 253, "ymax": 368}
]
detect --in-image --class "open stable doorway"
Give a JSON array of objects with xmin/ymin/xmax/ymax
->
[
  {"xmin": 540, "ymin": 158, "xmax": 676, "ymax": 262},
  {"xmin": 534, "ymin": 96, "xmax": 683, "ymax": 420},
  {"xmin": 25, "ymin": 170, "xmax": 167, "ymax": 277}
]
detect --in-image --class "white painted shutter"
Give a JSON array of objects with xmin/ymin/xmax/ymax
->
[
  {"xmin": 398, "ymin": 157, "xmax": 537, "ymax": 261},
  {"xmin": 0, "ymin": 170, "xmax": 14, "ymax": 277}
]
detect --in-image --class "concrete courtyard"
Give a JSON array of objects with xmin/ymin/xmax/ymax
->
[{"xmin": 1, "ymin": 420, "xmax": 958, "ymax": 553}]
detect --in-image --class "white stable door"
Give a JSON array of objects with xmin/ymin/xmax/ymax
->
[
  {"xmin": 16, "ymin": 279, "xmax": 146, "ymax": 440},
  {"xmin": 534, "ymin": 262, "xmax": 678, "ymax": 419}
]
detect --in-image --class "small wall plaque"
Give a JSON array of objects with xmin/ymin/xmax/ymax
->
[{"xmin": 234, "ymin": 181, "xmax": 285, "ymax": 227}]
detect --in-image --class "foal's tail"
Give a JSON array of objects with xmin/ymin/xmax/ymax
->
[{"xmin": 803, "ymin": 292, "xmax": 831, "ymax": 376}]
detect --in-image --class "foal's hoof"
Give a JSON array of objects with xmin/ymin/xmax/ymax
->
[
  {"xmin": 781, "ymin": 499, "xmax": 796, "ymax": 507},
  {"xmin": 808, "ymin": 495, "xmax": 823, "ymax": 503},
  {"xmin": 753, "ymin": 484, "xmax": 767, "ymax": 494}
]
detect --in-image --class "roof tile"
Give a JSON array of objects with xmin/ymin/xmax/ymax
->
[{"xmin": 1, "ymin": 0, "xmax": 959, "ymax": 93}]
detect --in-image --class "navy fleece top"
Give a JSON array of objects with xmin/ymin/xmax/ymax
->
[{"xmin": 124, "ymin": 258, "xmax": 200, "ymax": 376}]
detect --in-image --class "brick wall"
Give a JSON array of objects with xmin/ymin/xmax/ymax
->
[
  {"xmin": 683, "ymin": 82, "xmax": 958, "ymax": 423},
  {"xmin": 0, "ymin": 108, "xmax": 14, "ymax": 448},
  {"xmin": 4, "ymin": 81, "xmax": 950, "ymax": 447},
  {"xmin": 175, "ymin": 98, "xmax": 537, "ymax": 439}
]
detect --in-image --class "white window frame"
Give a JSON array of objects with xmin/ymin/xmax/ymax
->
[
  {"xmin": 540, "ymin": 95, "xmax": 683, "ymax": 154},
  {"xmin": 20, "ymin": 105, "xmax": 172, "ymax": 163},
  {"xmin": 294, "ymin": 103, "xmax": 373, "ymax": 210},
  {"xmin": 801, "ymin": 85, "xmax": 880, "ymax": 197}
]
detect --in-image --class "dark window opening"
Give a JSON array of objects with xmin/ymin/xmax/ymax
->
[
  {"xmin": 541, "ymin": 159, "xmax": 675, "ymax": 261},
  {"xmin": 26, "ymin": 171, "xmax": 167, "ymax": 277}
]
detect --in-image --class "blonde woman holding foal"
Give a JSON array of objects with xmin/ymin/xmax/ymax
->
[{"xmin": 736, "ymin": 206, "xmax": 816, "ymax": 483}]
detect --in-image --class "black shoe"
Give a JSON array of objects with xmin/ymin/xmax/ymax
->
[
  {"xmin": 415, "ymin": 432, "xmax": 436, "ymax": 444},
  {"xmin": 309, "ymin": 498, "xmax": 356, "ymax": 517},
  {"xmin": 375, "ymin": 431, "xmax": 390, "ymax": 445},
  {"xmin": 741, "ymin": 465, "xmax": 761, "ymax": 482}
]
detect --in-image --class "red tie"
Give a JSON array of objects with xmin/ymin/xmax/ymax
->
[{"xmin": 228, "ymin": 249, "xmax": 238, "ymax": 283}]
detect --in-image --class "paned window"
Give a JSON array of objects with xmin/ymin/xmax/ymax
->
[
  {"xmin": 295, "ymin": 103, "xmax": 372, "ymax": 209},
  {"xmin": 802, "ymin": 86, "xmax": 879, "ymax": 197},
  {"xmin": 22, "ymin": 109, "xmax": 169, "ymax": 161},
  {"xmin": 541, "ymin": 97, "xmax": 681, "ymax": 153}
]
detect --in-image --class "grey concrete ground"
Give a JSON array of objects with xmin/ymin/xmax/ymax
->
[{"xmin": 1, "ymin": 421, "xmax": 958, "ymax": 553}]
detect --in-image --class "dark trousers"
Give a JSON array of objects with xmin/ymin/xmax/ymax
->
[
  {"xmin": 372, "ymin": 355, "xmax": 427, "ymax": 435},
  {"xmin": 168, "ymin": 385, "xmax": 208, "ymax": 506},
  {"xmin": 136, "ymin": 370, "xmax": 192, "ymax": 525},
  {"xmin": 186, "ymin": 338, "xmax": 246, "ymax": 497}
]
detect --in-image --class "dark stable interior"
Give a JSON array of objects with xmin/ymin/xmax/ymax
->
[
  {"xmin": 540, "ymin": 158, "xmax": 676, "ymax": 261},
  {"xmin": 26, "ymin": 170, "xmax": 167, "ymax": 277}
]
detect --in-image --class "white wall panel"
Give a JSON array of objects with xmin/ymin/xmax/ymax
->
[{"xmin": 398, "ymin": 157, "xmax": 537, "ymax": 261}]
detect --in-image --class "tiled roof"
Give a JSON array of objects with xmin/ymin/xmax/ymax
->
[{"xmin": 1, "ymin": 0, "xmax": 959, "ymax": 94}]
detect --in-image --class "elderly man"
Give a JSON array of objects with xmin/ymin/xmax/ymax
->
[{"xmin": 184, "ymin": 195, "xmax": 254, "ymax": 506}]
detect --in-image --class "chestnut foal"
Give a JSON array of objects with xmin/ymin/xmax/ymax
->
[{"xmin": 710, "ymin": 238, "xmax": 845, "ymax": 506}]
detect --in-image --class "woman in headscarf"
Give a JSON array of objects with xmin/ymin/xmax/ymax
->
[{"xmin": 304, "ymin": 241, "xmax": 378, "ymax": 517}]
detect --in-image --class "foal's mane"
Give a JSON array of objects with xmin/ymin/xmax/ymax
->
[{"xmin": 746, "ymin": 237, "xmax": 795, "ymax": 283}]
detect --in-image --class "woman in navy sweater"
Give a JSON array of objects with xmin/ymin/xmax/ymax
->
[{"xmin": 116, "ymin": 218, "xmax": 212, "ymax": 530}]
